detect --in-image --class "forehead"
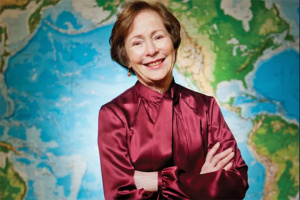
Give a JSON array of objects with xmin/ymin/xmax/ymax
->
[{"xmin": 127, "ymin": 10, "xmax": 166, "ymax": 36}]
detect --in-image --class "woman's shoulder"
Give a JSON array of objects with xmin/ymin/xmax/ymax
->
[
  {"xmin": 175, "ymin": 83, "xmax": 215, "ymax": 105},
  {"xmin": 99, "ymin": 84, "xmax": 140, "ymax": 123},
  {"xmin": 175, "ymin": 83, "xmax": 220, "ymax": 117}
]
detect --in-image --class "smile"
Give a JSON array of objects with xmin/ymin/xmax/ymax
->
[{"xmin": 145, "ymin": 59, "xmax": 165, "ymax": 68}]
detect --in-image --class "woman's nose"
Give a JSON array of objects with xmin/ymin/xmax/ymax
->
[{"xmin": 145, "ymin": 40, "xmax": 158, "ymax": 56}]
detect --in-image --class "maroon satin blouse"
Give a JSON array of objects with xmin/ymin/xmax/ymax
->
[{"xmin": 98, "ymin": 81, "xmax": 248, "ymax": 199}]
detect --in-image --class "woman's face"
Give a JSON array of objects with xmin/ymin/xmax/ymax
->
[{"xmin": 125, "ymin": 10, "xmax": 175, "ymax": 89}]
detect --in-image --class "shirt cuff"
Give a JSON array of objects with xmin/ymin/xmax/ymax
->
[{"xmin": 158, "ymin": 170, "xmax": 162, "ymax": 192}]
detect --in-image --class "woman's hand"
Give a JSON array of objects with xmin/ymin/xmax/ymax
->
[
  {"xmin": 133, "ymin": 142, "xmax": 234, "ymax": 191},
  {"xmin": 200, "ymin": 142, "xmax": 234, "ymax": 174},
  {"xmin": 134, "ymin": 170, "xmax": 158, "ymax": 192}
]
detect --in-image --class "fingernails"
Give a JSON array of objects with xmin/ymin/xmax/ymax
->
[{"xmin": 214, "ymin": 142, "xmax": 220, "ymax": 148}]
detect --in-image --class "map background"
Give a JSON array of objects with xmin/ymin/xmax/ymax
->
[{"xmin": 0, "ymin": 0, "xmax": 299, "ymax": 199}]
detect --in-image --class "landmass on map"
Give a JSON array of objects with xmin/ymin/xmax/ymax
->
[
  {"xmin": 248, "ymin": 115, "xmax": 299, "ymax": 199},
  {"xmin": 0, "ymin": 142, "xmax": 27, "ymax": 199},
  {"xmin": 169, "ymin": 0, "xmax": 294, "ymax": 90},
  {"xmin": 0, "ymin": 0, "xmax": 61, "ymax": 73},
  {"xmin": 0, "ymin": 0, "xmax": 30, "ymax": 14}
]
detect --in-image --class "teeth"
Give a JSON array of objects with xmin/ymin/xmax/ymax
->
[{"xmin": 147, "ymin": 60, "xmax": 162, "ymax": 67}]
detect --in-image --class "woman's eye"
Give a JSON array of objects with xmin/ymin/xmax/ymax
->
[
  {"xmin": 155, "ymin": 35, "xmax": 163, "ymax": 40},
  {"xmin": 133, "ymin": 42, "xmax": 141, "ymax": 46}
]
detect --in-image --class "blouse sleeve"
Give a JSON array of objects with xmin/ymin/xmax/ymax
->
[
  {"xmin": 158, "ymin": 97, "xmax": 248, "ymax": 199},
  {"xmin": 98, "ymin": 105, "xmax": 156, "ymax": 200}
]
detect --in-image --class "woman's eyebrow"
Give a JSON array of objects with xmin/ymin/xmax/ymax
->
[
  {"xmin": 128, "ymin": 29, "xmax": 165, "ymax": 41},
  {"xmin": 129, "ymin": 34, "xmax": 144, "ymax": 41}
]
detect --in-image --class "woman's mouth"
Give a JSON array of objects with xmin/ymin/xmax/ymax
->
[{"xmin": 145, "ymin": 59, "xmax": 165, "ymax": 68}]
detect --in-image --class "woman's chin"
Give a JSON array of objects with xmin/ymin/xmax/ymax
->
[{"xmin": 146, "ymin": 75, "xmax": 173, "ymax": 86}]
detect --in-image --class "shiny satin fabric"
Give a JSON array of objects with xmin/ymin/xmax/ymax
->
[{"xmin": 98, "ymin": 81, "xmax": 248, "ymax": 199}]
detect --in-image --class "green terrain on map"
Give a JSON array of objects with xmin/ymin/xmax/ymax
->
[
  {"xmin": 0, "ymin": 154, "xmax": 26, "ymax": 200},
  {"xmin": 169, "ymin": 0, "xmax": 293, "ymax": 90},
  {"xmin": 253, "ymin": 115, "xmax": 299, "ymax": 199}
]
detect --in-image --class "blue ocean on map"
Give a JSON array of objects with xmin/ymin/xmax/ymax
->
[
  {"xmin": 4, "ymin": 21, "xmax": 128, "ymax": 199},
  {"xmin": 253, "ymin": 49, "xmax": 299, "ymax": 122}
]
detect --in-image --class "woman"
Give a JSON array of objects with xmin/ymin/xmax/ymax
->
[{"xmin": 98, "ymin": 1, "xmax": 248, "ymax": 199}]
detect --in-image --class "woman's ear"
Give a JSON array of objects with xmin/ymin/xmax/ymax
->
[{"xmin": 174, "ymin": 49, "xmax": 178, "ymax": 63}]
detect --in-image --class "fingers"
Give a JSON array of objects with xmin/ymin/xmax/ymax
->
[
  {"xmin": 200, "ymin": 143, "xmax": 236, "ymax": 175},
  {"xmin": 223, "ymin": 162, "xmax": 233, "ymax": 171},
  {"xmin": 215, "ymin": 151, "xmax": 235, "ymax": 170},
  {"xmin": 211, "ymin": 147, "xmax": 233, "ymax": 167},
  {"xmin": 206, "ymin": 142, "xmax": 220, "ymax": 163}
]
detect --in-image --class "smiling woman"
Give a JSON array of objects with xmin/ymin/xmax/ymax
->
[{"xmin": 98, "ymin": 1, "xmax": 249, "ymax": 199}]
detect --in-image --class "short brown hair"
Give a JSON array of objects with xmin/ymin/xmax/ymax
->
[{"xmin": 109, "ymin": 0, "xmax": 181, "ymax": 75}]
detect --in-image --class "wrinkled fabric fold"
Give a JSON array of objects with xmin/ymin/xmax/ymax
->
[
  {"xmin": 98, "ymin": 80, "xmax": 248, "ymax": 199},
  {"xmin": 152, "ymin": 96, "xmax": 173, "ymax": 170}
]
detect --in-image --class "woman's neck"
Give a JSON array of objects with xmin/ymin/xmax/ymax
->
[{"xmin": 139, "ymin": 76, "xmax": 173, "ymax": 94}]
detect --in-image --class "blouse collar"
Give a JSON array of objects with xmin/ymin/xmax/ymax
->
[{"xmin": 135, "ymin": 80, "xmax": 176, "ymax": 103}]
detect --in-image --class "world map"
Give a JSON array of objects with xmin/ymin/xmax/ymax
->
[{"xmin": 0, "ymin": 0, "xmax": 299, "ymax": 199}]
